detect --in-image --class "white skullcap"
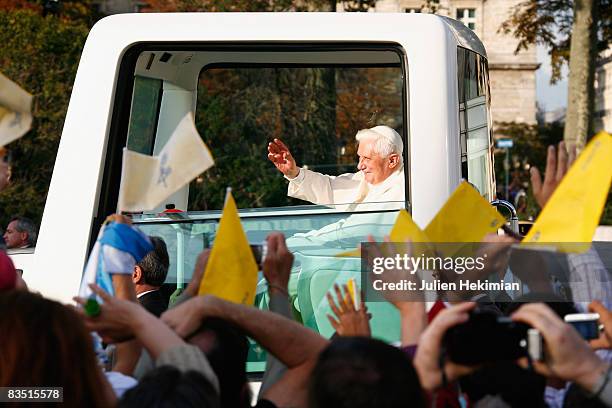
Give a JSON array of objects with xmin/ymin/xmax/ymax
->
[{"xmin": 355, "ymin": 125, "xmax": 404, "ymax": 158}]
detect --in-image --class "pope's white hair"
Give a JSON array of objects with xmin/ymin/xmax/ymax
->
[{"xmin": 355, "ymin": 125, "xmax": 404, "ymax": 164}]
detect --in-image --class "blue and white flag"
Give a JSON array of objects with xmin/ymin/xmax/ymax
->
[{"xmin": 78, "ymin": 222, "xmax": 153, "ymax": 299}]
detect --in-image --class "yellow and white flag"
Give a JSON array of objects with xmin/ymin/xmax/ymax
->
[
  {"xmin": 337, "ymin": 182, "xmax": 504, "ymax": 257},
  {"xmin": 118, "ymin": 112, "xmax": 214, "ymax": 212},
  {"xmin": 0, "ymin": 72, "xmax": 33, "ymax": 147},
  {"xmin": 523, "ymin": 132, "xmax": 612, "ymax": 252},
  {"xmin": 198, "ymin": 190, "xmax": 259, "ymax": 305}
]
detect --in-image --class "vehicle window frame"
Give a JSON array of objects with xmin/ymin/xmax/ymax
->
[
  {"xmin": 93, "ymin": 42, "xmax": 411, "ymax": 251},
  {"xmin": 457, "ymin": 46, "xmax": 493, "ymax": 199}
]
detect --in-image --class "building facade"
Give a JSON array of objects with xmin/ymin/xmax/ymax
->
[
  {"xmin": 367, "ymin": 0, "xmax": 539, "ymax": 129},
  {"xmin": 96, "ymin": 0, "xmax": 539, "ymax": 130}
]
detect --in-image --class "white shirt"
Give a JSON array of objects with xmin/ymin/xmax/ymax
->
[
  {"xmin": 136, "ymin": 289, "xmax": 158, "ymax": 299},
  {"xmin": 285, "ymin": 166, "xmax": 405, "ymax": 211}
]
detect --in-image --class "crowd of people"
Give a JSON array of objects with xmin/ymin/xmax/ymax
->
[{"xmin": 0, "ymin": 138, "xmax": 611, "ymax": 408}]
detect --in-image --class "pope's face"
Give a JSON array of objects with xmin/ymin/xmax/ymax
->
[{"xmin": 357, "ymin": 138, "xmax": 398, "ymax": 185}]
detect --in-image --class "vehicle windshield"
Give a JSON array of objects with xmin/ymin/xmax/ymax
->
[
  {"xmin": 125, "ymin": 45, "xmax": 408, "ymax": 372},
  {"xmin": 133, "ymin": 203, "xmax": 403, "ymax": 372}
]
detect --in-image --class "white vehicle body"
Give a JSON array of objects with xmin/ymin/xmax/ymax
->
[{"xmin": 10, "ymin": 12, "xmax": 494, "ymax": 304}]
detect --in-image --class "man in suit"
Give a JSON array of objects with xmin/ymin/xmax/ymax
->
[
  {"xmin": 132, "ymin": 236, "xmax": 170, "ymax": 317},
  {"xmin": 3, "ymin": 216, "xmax": 37, "ymax": 249}
]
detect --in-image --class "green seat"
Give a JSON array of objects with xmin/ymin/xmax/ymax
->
[{"xmin": 295, "ymin": 254, "xmax": 400, "ymax": 342}]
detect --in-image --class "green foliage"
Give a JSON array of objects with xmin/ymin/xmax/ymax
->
[
  {"xmin": 187, "ymin": 65, "xmax": 403, "ymax": 211},
  {"xmin": 494, "ymin": 121, "xmax": 612, "ymax": 225},
  {"xmin": 143, "ymin": 0, "xmax": 326, "ymax": 12},
  {"xmin": 493, "ymin": 121, "xmax": 564, "ymax": 220},
  {"xmin": 499, "ymin": 0, "xmax": 611, "ymax": 84},
  {"xmin": 189, "ymin": 67, "xmax": 338, "ymax": 210},
  {"xmin": 0, "ymin": 9, "xmax": 89, "ymax": 227}
]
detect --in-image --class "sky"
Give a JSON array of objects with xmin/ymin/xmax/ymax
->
[{"xmin": 536, "ymin": 44, "xmax": 568, "ymax": 112}]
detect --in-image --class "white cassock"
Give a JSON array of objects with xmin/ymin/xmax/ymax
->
[{"xmin": 285, "ymin": 165, "xmax": 406, "ymax": 211}]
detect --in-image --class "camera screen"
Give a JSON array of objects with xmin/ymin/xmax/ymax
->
[{"xmin": 569, "ymin": 320, "xmax": 599, "ymax": 340}]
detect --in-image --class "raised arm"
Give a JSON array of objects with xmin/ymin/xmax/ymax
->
[
  {"xmin": 162, "ymin": 294, "xmax": 327, "ymax": 369},
  {"xmin": 268, "ymin": 138, "xmax": 299, "ymax": 178}
]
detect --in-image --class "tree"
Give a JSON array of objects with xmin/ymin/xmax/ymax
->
[
  {"xmin": 141, "ymin": 0, "xmax": 376, "ymax": 12},
  {"xmin": 493, "ymin": 121, "xmax": 565, "ymax": 220},
  {"xmin": 564, "ymin": 0, "xmax": 599, "ymax": 148},
  {"xmin": 0, "ymin": 9, "xmax": 90, "ymax": 227},
  {"xmin": 500, "ymin": 0, "xmax": 611, "ymax": 148}
]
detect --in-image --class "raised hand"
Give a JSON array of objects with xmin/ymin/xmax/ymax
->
[
  {"xmin": 530, "ymin": 141, "xmax": 576, "ymax": 208},
  {"xmin": 263, "ymin": 232, "xmax": 293, "ymax": 295},
  {"xmin": 326, "ymin": 283, "xmax": 371, "ymax": 337},
  {"xmin": 589, "ymin": 300, "xmax": 612, "ymax": 349},
  {"xmin": 512, "ymin": 303, "xmax": 608, "ymax": 391},
  {"xmin": 105, "ymin": 213, "xmax": 132, "ymax": 225},
  {"xmin": 268, "ymin": 138, "xmax": 299, "ymax": 178},
  {"xmin": 74, "ymin": 283, "xmax": 144, "ymax": 343},
  {"xmin": 161, "ymin": 295, "xmax": 219, "ymax": 339},
  {"xmin": 413, "ymin": 302, "xmax": 478, "ymax": 391},
  {"xmin": 184, "ymin": 249, "xmax": 211, "ymax": 297}
]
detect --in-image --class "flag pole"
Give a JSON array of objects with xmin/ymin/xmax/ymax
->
[{"xmin": 224, "ymin": 186, "xmax": 232, "ymax": 206}]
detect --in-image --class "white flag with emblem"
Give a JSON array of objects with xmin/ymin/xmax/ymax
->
[
  {"xmin": 0, "ymin": 72, "xmax": 33, "ymax": 147},
  {"xmin": 118, "ymin": 112, "xmax": 214, "ymax": 212}
]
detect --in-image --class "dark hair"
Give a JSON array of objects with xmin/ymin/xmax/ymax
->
[
  {"xmin": 136, "ymin": 236, "xmax": 169, "ymax": 287},
  {"xmin": 0, "ymin": 290, "xmax": 113, "ymax": 408},
  {"xmin": 309, "ymin": 337, "xmax": 426, "ymax": 408},
  {"xmin": 9, "ymin": 216, "xmax": 37, "ymax": 247},
  {"xmin": 460, "ymin": 361, "xmax": 547, "ymax": 407},
  {"xmin": 187, "ymin": 318, "xmax": 251, "ymax": 408},
  {"xmin": 504, "ymin": 292, "xmax": 578, "ymax": 318},
  {"xmin": 118, "ymin": 366, "xmax": 219, "ymax": 408}
]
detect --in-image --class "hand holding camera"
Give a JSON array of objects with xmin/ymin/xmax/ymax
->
[
  {"xmin": 588, "ymin": 300, "xmax": 612, "ymax": 349},
  {"xmin": 413, "ymin": 302, "xmax": 479, "ymax": 392},
  {"xmin": 511, "ymin": 303, "xmax": 609, "ymax": 391},
  {"xmin": 262, "ymin": 232, "xmax": 293, "ymax": 296}
]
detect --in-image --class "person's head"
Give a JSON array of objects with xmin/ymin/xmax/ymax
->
[
  {"xmin": 460, "ymin": 361, "xmax": 547, "ymax": 407},
  {"xmin": 187, "ymin": 318, "xmax": 250, "ymax": 408},
  {"xmin": 0, "ymin": 290, "xmax": 113, "ymax": 407},
  {"xmin": 504, "ymin": 292, "xmax": 578, "ymax": 317},
  {"xmin": 118, "ymin": 366, "xmax": 219, "ymax": 408},
  {"xmin": 132, "ymin": 236, "xmax": 169, "ymax": 290},
  {"xmin": 309, "ymin": 337, "xmax": 426, "ymax": 408},
  {"xmin": 355, "ymin": 125, "xmax": 403, "ymax": 185},
  {"xmin": 3, "ymin": 216, "xmax": 37, "ymax": 249}
]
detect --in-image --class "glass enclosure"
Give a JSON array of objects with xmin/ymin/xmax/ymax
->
[
  {"xmin": 457, "ymin": 47, "xmax": 493, "ymax": 200},
  {"xmin": 120, "ymin": 45, "xmax": 409, "ymax": 372},
  {"xmin": 133, "ymin": 204, "xmax": 402, "ymax": 371},
  {"xmin": 190, "ymin": 65, "xmax": 404, "ymax": 211}
]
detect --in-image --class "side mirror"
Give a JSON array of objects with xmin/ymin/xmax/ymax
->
[{"xmin": 491, "ymin": 199, "xmax": 519, "ymax": 236}]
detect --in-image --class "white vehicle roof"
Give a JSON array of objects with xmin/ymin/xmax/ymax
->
[{"xmin": 25, "ymin": 12, "xmax": 487, "ymax": 302}]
